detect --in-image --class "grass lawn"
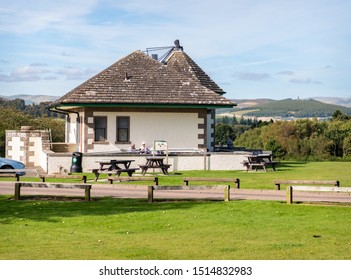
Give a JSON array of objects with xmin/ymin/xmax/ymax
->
[
  {"xmin": 0, "ymin": 161, "xmax": 350, "ymax": 260},
  {"xmin": 0, "ymin": 197, "xmax": 350, "ymax": 260},
  {"xmin": 84, "ymin": 161, "xmax": 351, "ymax": 189}
]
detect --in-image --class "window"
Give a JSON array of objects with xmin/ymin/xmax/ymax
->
[
  {"xmin": 116, "ymin": 116, "xmax": 130, "ymax": 143},
  {"xmin": 94, "ymin": 116, "xmax": 107, "ymax": 142}
]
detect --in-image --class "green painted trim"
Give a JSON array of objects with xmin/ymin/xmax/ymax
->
[{"xmin": 50, "ymin": 102, "xmax": 235, "ymax": 109}]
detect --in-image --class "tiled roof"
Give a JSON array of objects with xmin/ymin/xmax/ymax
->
[
  {"xmin": 166, "ymin": 50, "xmax": 226, "ymax": 94},
  {"xmin": 51, "ymin": 50, "xmax": 235, "ymax": 108}
]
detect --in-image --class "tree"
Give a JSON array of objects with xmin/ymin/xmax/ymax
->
[{"xmin": 215, "ymin": 123, "xmax": 235, "ymax": 146}]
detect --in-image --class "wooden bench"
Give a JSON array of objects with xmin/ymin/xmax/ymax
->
[
  {"xmin": 92, "ymin": 168, "xmax": 139, "ymax": 181},
  {"xmin": 108, "ymin": 176, "xmax": 158, "ymax": 185},
  {"xmin": 147, "ymin": 185, "xmax": 231, "ymax": 202},
  {"xmin": 39, "ymin": 174, "xmax": 87, "ymax": 183},
  {"xmin": 183, "ymin": 177, "xmax": 240, "ymax": 189},
  {"xmin": 14, "ymin": 182, "xmax": 92, "ymax": 201},
  {"xmin": 286, "ymin": 185, "xmax": 351, "ymax": 204},
  {"xmin": 274, "ymin": 180, "xmax": 340, "ymax": 190}
]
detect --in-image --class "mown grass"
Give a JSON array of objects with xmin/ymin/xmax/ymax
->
[
  {"xmin": 0, "ymin": 161, "xmax": 350, "ymax": 260},
  {"xmin": 0, "ymin": 197, "xmax": 350, "ymax": 260},
  {"xmin": 1, "ymin": 161, "xmax": 351, "ymax": 189}
]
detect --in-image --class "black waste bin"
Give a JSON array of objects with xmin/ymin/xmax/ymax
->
[{"xmin": 70, "ymin": 152, "xmax": 83, "ymax": 173}]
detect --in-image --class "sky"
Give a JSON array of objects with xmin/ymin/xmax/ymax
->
[{"xmin": 0, "ymin": 0, "xmax": 350, "ymax": 100}]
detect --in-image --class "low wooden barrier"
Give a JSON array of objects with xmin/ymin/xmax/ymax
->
[
  {"xmin": 108, "ymin": 176, "xmax": 158, "ymax": 185},
  {"xmin": 147, "ymin": 185, "xmax": 230, "ymax": 203},
  {"xmin": 14, "ymin": 182, "xmax": 92, "ymax": 201},
  {"xmin": 39, "ymin": 174, "xmax": 87, "ymax": 183},
  {"xmin": 274, "ymin": 180, "xmax": 339, "ymax": 190},
  {"xmin": 183, "ymin": 177, "xmax": 240, "ymax": 189},
  {"xmin": 0, "ymin": 169, "xmax": 38, "ymax": 181},
  {"xmin": 286, "ymin": 186, "xmax": 351, "ymax": 204}
]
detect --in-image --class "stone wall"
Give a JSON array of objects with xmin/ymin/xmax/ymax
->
[
  {"xmin": 46, "ymin": 152, "xmax": 249, "ymax": 174},
  {"xmin": 5, "ymin": 126, "xmax": 250, "ymax": 173},
  {"xmin": 6, "ymin": 126, "xmax": 51, "ymax": 169}
]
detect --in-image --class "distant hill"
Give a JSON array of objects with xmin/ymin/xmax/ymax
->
[
  {"xmin": 0, "ymin": 94, "xmax": 58, "ymax": 105},
  {"xmin": 243, "ymin": 98, "xmax": 351, "ymax": 118},
  {"xmin": 312, "ymin": 97, "xmax": 351, "ymax": 108}
]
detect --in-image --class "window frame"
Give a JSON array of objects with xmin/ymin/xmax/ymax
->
[
  {"xmin": 116, "ymin": 116, "xmax": 130, "ymax": 144},
  {"xmin": 93, "ymin": 116, "xmax": 107, "ymax": 142}
]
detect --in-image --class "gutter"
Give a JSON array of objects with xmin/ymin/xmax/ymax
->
[
  {"xmin": 53, "ymin": 102, "xmax": 237, "ymax": 109},
  {"xmin": 48, "ymin": 106, "xmax": 82, "ymax": 152}
]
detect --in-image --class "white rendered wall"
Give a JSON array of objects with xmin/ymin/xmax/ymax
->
[
  {"xmin": 46, "ymin": 152, "xmax": 248, "ymax": 174},
  {"xmin": 90, "ymin": 111, "xmax": 202, "ymax": 152}
]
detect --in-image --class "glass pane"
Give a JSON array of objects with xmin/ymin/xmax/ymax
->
[
  {"xmin": 118, "ymin": 117, "xmax": 129, "ymax": 128},
  {"xmin": 118, "ymin": 128, "xmax": 128, "ymax": 142},
  {"xmin": 95, "ymin": 128, "xmax": 106, "ymax": 141},
  {"xmin": 95, "ymin": 117, "xmax": 107, "ymax": 128}
]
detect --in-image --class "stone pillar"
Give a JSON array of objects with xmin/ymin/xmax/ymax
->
[{"xmin": 6, "ymin": 126, "xmax": 50, "ymax": 167}]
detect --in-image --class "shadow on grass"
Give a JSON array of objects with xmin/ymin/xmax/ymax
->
[
  {"xmin": 277, "ymin": 161, "xmax": 308, "ymax": 171},
  {"xmin": 0, "ymin": 195, "xmax": 213, "ymax": 223}
]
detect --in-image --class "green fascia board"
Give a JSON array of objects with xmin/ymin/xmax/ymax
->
[{"xmin": 52, "ymin": 103, "xmax": 235, "ymax": 109}]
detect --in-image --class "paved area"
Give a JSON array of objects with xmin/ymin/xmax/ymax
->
[{"xmin": 0, "ymin": 181, "xmax": 350, "ymax": 203}]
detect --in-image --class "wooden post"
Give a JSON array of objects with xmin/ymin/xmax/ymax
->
[
  {"xmin": 85, "ymin": 186, "xmax": 91, "ymax": 202},
  {"xmin": 148, "ymin": 186, "xmax": 154, "ymax": 203},
  {"xmin": 286, "ymin": 186, "xmax": 293, "ymax": 204},
  {"xmin": 235, "ymin": 178, "xmax": 240, "ymax": 189},
  {"xmin": 224, "ymin": 185, "xmax": 230, "ymax": 202},
  {"xmin": 275, "ymin": 183, "xmax": 281, "ymax": 190},
  {"xmin": 15, "ymin": 183, "xmax": 21, "ymax": 200}
]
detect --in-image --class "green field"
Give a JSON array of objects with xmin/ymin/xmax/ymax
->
[{"xmin": 0, "ymin": 161, "xmax": 350, "ymax": 260}]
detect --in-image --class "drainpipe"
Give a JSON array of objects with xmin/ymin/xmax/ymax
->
[{"xmin": 48, "ymin": 106, "xmax": 82, "ymax": 152}]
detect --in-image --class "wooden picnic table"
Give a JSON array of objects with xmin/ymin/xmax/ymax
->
[
  {"xmin": 92, "ymin": 159, "xmax": 138, "ymax": 181},
  {"xmin": 96, "ymin": 159, "xmax": 134, "ymax": 171},
  {"xmin": 139, "ymin": 156, "xmax": 171, "ymax": 175},
  {"xmin": 243, "ymin": 154, "xmax": 279, "ymax": 172}
]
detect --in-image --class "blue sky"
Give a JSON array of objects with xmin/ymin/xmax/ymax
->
[{"xmin": 0, "ymin": 0, "xmax": 350, "ymax": 100}]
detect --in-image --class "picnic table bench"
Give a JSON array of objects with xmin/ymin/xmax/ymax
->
[
  {"xmin": 14, "ymin": 182, "xmax": 92, "ymax": 201},
  {"xmin": 92, "ymin": 159, "xmax": 138, "ymax": 181},
  {"xmin": 242, "ymin": 154, "xmax": 279, "ymax": 172},
  {"xmin": 139, "ymin": 157, "xmax": 171, "ymax": 175},
  {"xmin": 108, "ymin": 176, "xmax": 159, "ymax": 185},
  {"xmin": 183, "ymin": 177, "xmax": 240, "ymax": 189},
  {"xmin": 274, "ymin": 179, "xmax": 340, "ymax": 190}
]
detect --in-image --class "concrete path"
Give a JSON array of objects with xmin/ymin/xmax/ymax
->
[{"xmin": 0, "ymin": 181, "xmax": 350, "ymax": 203}]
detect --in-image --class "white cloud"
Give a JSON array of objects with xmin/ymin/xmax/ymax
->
[
  {"xmin": 233, "ymin": 72, "xmax": 271, "ymax": 81},
  {"xmin": 0, "ymin": 0, "xmax": 98, "ymax": 34},
  {"xmin": 0, "ymin": 64, "xmax": 50, "ymax": 82},
  {"xmin": 56, "ymin": 66, "xmax": 97, "ymax": 80},
  {"xmin": 276, "ymin": 71, "xmax": 294, "ymax": 76},
  {"xmin": 290, "ymin": 78, "xmax": 322, "ymax": 85}
]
